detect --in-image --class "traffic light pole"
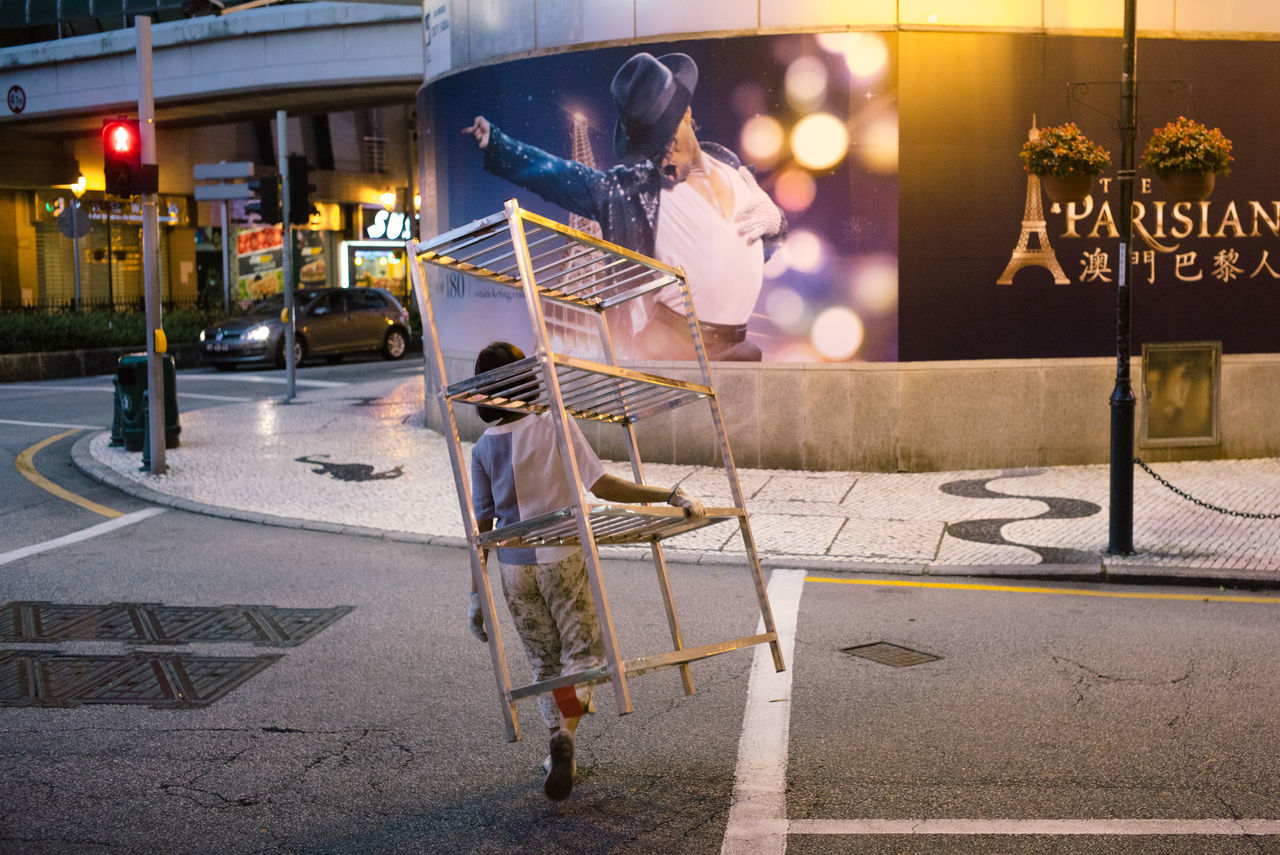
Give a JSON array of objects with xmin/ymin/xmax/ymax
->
[
  {"xmin": 137, "ymin": 16, "xmax": 166, "ymax": 475},
  {"xmin": 276, "ymin": 109, "xmax": 296, "ymax": 401}
]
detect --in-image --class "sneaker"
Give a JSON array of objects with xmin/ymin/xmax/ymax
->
[{"xmin": 543, "ymin": 728, "xmax": 575, "ymax": 801}]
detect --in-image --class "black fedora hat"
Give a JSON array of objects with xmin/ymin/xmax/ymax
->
[{"xmin": 611, "ymin": 52, "xmax": 698, "ymax": 163}]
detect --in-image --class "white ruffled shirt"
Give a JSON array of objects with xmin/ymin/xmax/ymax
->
[{"xmin": 652, "ymin": 157, "xmax": 765, "ymax": 327}]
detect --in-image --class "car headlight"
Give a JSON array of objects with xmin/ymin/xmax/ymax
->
[
  {"xmin": 245, "ymin": 324, "xmax": 271, "ymax": 342},
  {"xmin": 199, "ymin": 329, "xmax": 206, "ymax": 342}
]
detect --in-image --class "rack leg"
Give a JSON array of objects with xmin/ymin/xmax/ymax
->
[
  {"xmin": 649, "ymin": 542, "xmax": 696, "ymax": 694},
  {"xmin": 476, "ymin": 554, "xmax": 522, "ymax": 742}
]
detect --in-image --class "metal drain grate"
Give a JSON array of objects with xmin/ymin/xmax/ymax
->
[
  {"xmin": 0, "ymin": 650, "xmax": 282, "ymax": 709},
  {"xmin": 0, "ymin": 602, "xmax": 352, "ymax": 647},
  {"xmin": 842, "ymin": 641, "xmax": 942, "ymax": 667}
]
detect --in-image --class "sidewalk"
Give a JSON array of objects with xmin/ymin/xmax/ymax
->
[{"xmin": 72, "ymin": 375, "xmax": 1280, "ymax": 589}]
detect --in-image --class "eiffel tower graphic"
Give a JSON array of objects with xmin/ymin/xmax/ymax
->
[
  {"xmin": 998, "ymin": 117, "xmax": 1070, "ymax": 285},
  {"xmin": 542, "ymin": 112, "xmax": 618, "ymax": 355}
]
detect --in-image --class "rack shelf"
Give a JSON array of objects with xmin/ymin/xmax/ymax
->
[
  {"xmin": 448, "ymin": 353, "xmax": 710, "ymax": 424},
  {"xmin": 412, "ymin": 207, "xmax": 683, "ymax": 311},
  {"xmin": 478, "ymin": 504, "xmax": 743, "ymax": 550}
]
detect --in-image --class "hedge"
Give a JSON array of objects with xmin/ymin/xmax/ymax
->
[{"xmin": 0, "ymin": 309, "xmax": 222, "ymax": 355}]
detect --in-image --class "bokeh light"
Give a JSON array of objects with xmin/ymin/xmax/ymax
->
[
  {"xmin": 740, "ymin": 115, "xmax": 786, "ymax": 170},
  {"xmin": 784, "ymin": 229, "xmax": 824, "ymax": 274},
  {"xmin": 855, "ymin": 109, "xmax": 899, "ymax": 174},
  {"xmin": 792, "ymin": 113, "xmax": 849, "ymax": 171},
  {"xmin": 811, "ymin": 306, "xmax": 865, "ymax": 361},
  {"xmin": 764, "ymin": 286, "xmax": 811, "ymax": 333},
  {"xmin": 848, "ymin": 253, "xmax": 899, "ymax": 313},
  {"xmin": 816, "ymin": 32, "xmax": 891, "ymax": 84},
  {"xmin": 784, "ymin": 55, "xmax": 829, "ymax": 112},
  {"xmin": 773, "ymin": 167, "xmax": 817, "ymax": 213}
]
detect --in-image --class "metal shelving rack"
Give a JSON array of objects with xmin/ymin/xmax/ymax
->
[{"xmin": 407, "ymin": 199, "xmax": 784, "ymax": 742}]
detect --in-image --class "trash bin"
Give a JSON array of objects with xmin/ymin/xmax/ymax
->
[{"xmin": 111, "ymin": 352, "xmax": 180, "ymax": 452}]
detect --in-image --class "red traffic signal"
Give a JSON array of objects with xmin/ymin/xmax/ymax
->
[
  {"xmin": 104, "ymin": 120, "xmax": 138, "ymax": 156},
  {"xmin": 102, "ymin": 119, "xmax": 142, "ymax": 196}
]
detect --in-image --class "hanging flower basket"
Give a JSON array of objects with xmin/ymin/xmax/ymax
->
[
  {"xmin": 1141, "ymin": 116, "xmax": 1232, "ymax": 202},
  {"xmin": 1041, "ymin": 172, "xmax": 1095, "ymax": 204},
  {"xmin": 1160, "ymin": 171, "xmax": 1216, "ymax": 203},
  {"xmin": 1019, "ymin": 122, "xmax": 1110, "ymax": 204}
]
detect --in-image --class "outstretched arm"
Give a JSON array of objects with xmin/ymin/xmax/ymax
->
[
  {"xmin": 590, "ymin": 473, "xmax": 705, "ymax": 518},
  {"xmin": 465, "ymin": 119, "xmax": 654, "ymax": 229}
]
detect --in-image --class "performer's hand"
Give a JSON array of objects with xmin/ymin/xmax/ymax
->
[
  {"xmin": 668, "ymin": 486, "xmax": 706, "ymax": 520},
  {"xmin": 734, "ymin": 166, "xmax": 782, "ymax": 245},
  {"xmin": 463, "ymin": 116, "xmax": 491, "ymax": 149},
  {"xmin": 468, "ymin": 592, "xmax": 488, "ymax": 642}
]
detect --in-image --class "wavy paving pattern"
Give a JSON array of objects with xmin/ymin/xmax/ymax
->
[{"xmin": 941, "ymin": 469, "xmax": 1103, "ymax": 563}]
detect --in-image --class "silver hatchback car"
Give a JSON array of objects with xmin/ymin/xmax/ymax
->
[{"xmin": 199, "ymin": 287, "xmax": 411, "ymax": 370}]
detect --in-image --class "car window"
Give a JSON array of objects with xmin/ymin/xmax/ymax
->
[
  {"xmin": 352, "ymin": 289, "xmax": 388, "ymax": 311},
  {"xmin": 247, "ymin": 295, "xmax": 284, "ymax": 316},
  {"xmin": 310, "ymin": 291, "xmax": 348, "ymax": 316}
]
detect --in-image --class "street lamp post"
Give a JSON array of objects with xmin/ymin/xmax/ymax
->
[
  {"xmin": 71, "ymin": 175, "xmax": 86, "ymax": 312},
  {"xmin": 1109, "ymin": 0, "xmax": 1138, "ymax": 554}
]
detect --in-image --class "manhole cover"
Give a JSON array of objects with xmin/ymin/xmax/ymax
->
[
  {"xmin": 0, "ymin": 602, "xmax": 352, "ymax": 647},
  {"xmin": 0, "ymin": 650, "xmax": 282, "ymax": 709},
  {"xmin": 842, "ymin": 641, "xmax": 942, "ymax": 667}
]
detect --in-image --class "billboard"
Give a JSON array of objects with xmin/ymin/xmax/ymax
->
[
  {"xmin": 422, "ymin": 31, "xmax": 1279, "ymax": 365},
  {"xmin": 424, "ymin": 33, "xmax": 900, "ymax": 363}
]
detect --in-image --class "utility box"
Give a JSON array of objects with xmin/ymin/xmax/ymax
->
[{"xmin": 111, "ymin": 353, "xmax": 180, "ymax": 452}]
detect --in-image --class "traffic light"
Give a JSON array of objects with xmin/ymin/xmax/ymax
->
[
  {"xmin": 102, "ymin": 118, "xmax": 142, "ymax": 196},
  {"xmin": 245, "ymin": 172, "xmax": 281, "ymax": 223},
  {"xmin": 287, "ymin": 154, "xmax": 318, "ymax": 225}
]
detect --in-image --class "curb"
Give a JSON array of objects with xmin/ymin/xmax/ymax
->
[
  {"xmin": 0, "ymin": 345, "xmax": 203, "ymax": 383},
  {"xmin": 70, "ymin": 432, "xmax": 1280, "ymax": 593}
]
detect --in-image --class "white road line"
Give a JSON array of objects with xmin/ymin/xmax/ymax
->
[
  {"xmin": 721, "ymin": 568, "xmax": 806, "ymax": 855},
  {"xmin": 173, "ymin": 392, "xmax": 252, "ymax": 402},
  {"xmin": 789, "ymin": 819, "xmax": 1280, "ymax": 836},
  {"xmin": 182, "ymin": 373, "xmax": 348, "ymax": 388},
  {"xmin": 1, "ymin": 385, "xmax": 113, "ymax": 392},
  {"xmin": 0, "ymin": 508, "xmax": 166, "ymax": 567},
  {"xmin": 1, "ymin": 419, "xmax": 103, "ymax": 430}
]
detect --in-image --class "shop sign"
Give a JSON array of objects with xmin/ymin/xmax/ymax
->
[
  {"xmin": 36, "ymin": 193, "xmax": 189, "ymax": 227},
  {"xmin": 365, "ymin": 208, "xmax": 414, "ymax": 241}
]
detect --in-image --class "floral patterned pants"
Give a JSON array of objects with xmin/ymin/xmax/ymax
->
[{"xmin": 499, "ymin": 551, "xmax": 605, "ymax": 730}]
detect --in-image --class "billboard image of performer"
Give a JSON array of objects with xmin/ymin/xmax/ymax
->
[{"xmin": 464, "ymin": 51, "xmax": 786, "ymax": 361}]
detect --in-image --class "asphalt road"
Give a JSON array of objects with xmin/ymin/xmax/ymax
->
[{"xmin": 2, "ymin": 364, "xmax": 1278, "ymax": 854}]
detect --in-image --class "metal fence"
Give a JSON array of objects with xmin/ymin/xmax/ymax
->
[{"xmin": 0, "ymin": 298, "xmax": 204, "ymax": 316}]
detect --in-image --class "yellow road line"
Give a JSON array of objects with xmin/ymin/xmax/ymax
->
[
  {"xmin": 805, "ymin": 575, "xmax": 1280, "ymax": 605},
  {"xmin": 15, "ymin": 430, "xmax": 123, "ymax": 519}
]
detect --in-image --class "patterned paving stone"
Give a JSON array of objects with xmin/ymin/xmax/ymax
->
[{"xmin": 83, "ymin": 376, "xmax": 1280, "ymax": 577}]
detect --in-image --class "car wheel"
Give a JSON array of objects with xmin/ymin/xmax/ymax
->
[
  {"xmin": 276, "ymin": 336, "xmax": 306, "ymax": 369},
  {"xmin": 382, "ymin": 328, "xmax": 408, "ymax": 360}
]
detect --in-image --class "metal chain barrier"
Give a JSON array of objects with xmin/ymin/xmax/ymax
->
[{"xmin": 1135, "ymin": 457, "xmax": 1280, "ymax": 520}]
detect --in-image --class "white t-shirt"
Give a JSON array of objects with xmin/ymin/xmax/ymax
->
[
  {"xmin": 471, "ymin": 412, "xmax": 606, "ymax": 564},
  {"xmin": 652, "ymin": 156, "xmax": 765, "ymax": 326}
]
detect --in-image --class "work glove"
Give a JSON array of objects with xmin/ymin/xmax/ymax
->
[
  {"xmin": 668, "ymin": 486, "xmax": 706, "ymax": 520},
  {"xmin": 468, "ymin": 592, "xmax": 488, "ymax": 642},
  {"xmin": 734, "ymin": 166, "xmax": 783, "ymax": 245}
]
